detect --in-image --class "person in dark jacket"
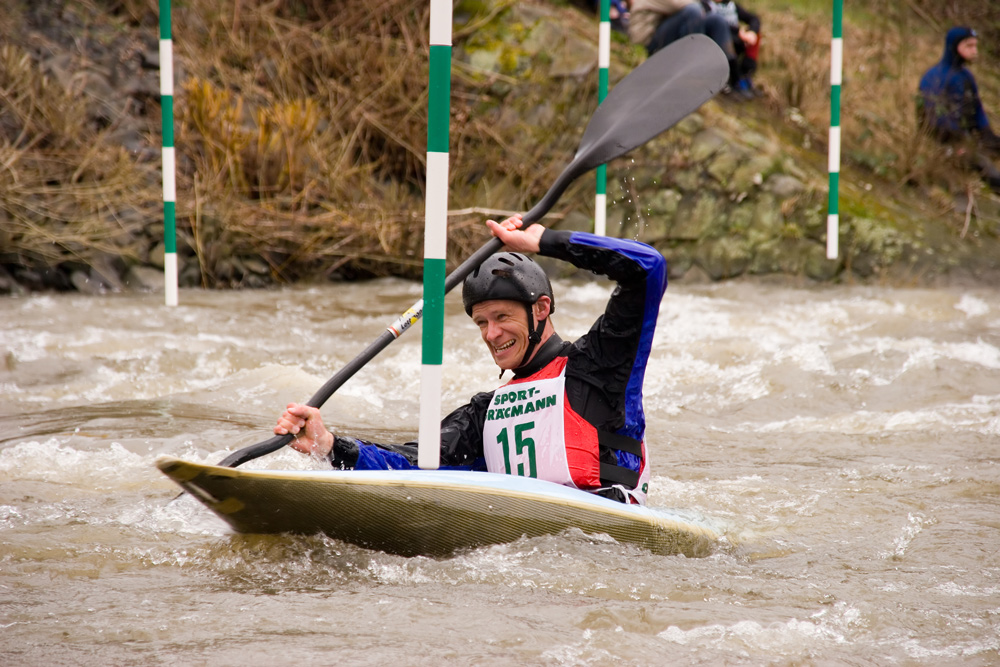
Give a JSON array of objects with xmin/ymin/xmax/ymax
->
[
  {"xmin": 275, "ymin": 216, "xmax": 668, "ymax": 505},
  {"xmin": 702, "ymin": 0, "xmax": 761, "ymax": 96},
  {"xmin": 917, "ymin": 26, "xmax": 1000, "ymax": 191},
  {"xmin": 628, "ymin": 0, "xmax": 735, "ymax": 69}
]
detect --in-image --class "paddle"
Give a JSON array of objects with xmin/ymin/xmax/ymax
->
[{"xmin": 217, "ymin": 33, "xmax": 728, "ymax": 468}]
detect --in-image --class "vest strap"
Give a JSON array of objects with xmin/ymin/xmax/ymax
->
[
  {"xmin": 599, "ymin": 463, "xmax": 640, "ymax": 489},
  {"xmin": 597, "ymin": 430, "xmax": 642, "ymax": 456},
  {"xmin": 597, "ymin": 431, "xmax": 642, "ymax": 489}
]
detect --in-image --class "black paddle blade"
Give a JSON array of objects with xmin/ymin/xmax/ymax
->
[
  {"xmin": 521, "ymin": 33, "xmax": 728, "ymax": 224},
  {"xmin": 578, "ymin": 34, "xmax": 729, "ymax": 171}
]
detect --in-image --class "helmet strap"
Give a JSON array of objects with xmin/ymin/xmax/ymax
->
[{"xmin": 516, "ymin": 302, "xmax": 546, "ymax": 371}]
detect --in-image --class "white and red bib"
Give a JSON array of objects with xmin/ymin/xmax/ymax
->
[{"xmin": 482, "ymin": 356, "xmax": 648, "ymax": 503}]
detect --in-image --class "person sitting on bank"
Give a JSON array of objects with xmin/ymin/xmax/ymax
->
[
  {"xmin": 274, "ymin": 216, "xmax": 668, "ymax": 505},
  {"xmin": 628, "ymin": 0, "xmax": 735, "ymax": 67},
  {"xmin": 702, "ymin": 0, "xmax": 761, "ymax": 97},
  {"xmin": 917, "ymin": 26, "xmax": 1000, "ymax": 192}
]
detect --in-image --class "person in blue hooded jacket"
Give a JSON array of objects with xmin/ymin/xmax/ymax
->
[{"xmin": 917, "ymin": 26, "xmax": 1000, "ymax": 191}]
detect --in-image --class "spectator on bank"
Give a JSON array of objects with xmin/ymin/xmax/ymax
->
[
  {"xmin": 605, "ymin": 0, "xmax": 631, "ymax": 33},
  {"xmin": 917, "ymin": 26, "xmax": 1000, "ymax": 192},
  {"xmin": 611, "ymin": 0, "xmax": 630, "ymax": 33},
  {"xmin": 628, "ymin": 0, "xmax": 735, "ymax": 69},
  {"xmin": 702, "ymin": 0, "xmax": 761, "ymax": 98},
  {"xmin": 582, "ymin": 1, "xmax": 630, "ymax": 33}
]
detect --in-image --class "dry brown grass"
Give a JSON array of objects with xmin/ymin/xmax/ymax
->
[
  {"xmin": 162, "ymin": 0, "xmax": 591, "ymax": 284},
  {"xmin": 2, "ymin": 0, "xmax": 997, "ymax": 289},
  {"xmin": 0, "ymin": 31, "xmax": 157, "ymax": 283},
  {"xmin": 0, "ymin": 0, "xmax": 524, "ymax": 286}
]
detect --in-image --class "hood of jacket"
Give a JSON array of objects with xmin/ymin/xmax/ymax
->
[{"xmin": 942, "ymin": 26, "xmax": 976, "ymax": 68}]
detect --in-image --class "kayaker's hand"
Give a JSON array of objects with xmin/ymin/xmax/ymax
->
[
  {"xmin": 275, "ymin": 403, "xmax": 334, "ymax": 457},
  {"xmin": 487, "ymin": 214, "xmax": 543, "ymax": 253}
]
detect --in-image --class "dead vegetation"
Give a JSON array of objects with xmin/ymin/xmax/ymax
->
[{"xmin": 0, "ymin": 0, "xmax": 998, "ymax": 291}]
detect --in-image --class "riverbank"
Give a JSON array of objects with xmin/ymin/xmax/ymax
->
[{"xmin": 1, "ymin": 0, "xmax": 999, "ymax": 295}]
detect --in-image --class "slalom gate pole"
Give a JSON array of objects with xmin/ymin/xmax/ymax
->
[
  {"xmin": 159, "ymin": 0, "xmax": 178, "ymax": 305},
  {"xmin": 419, "ymin": 0, "xmax": 452, "ymax": 470},
  {"xmin": 827, "ymin": 0, "xmax": 843, "ymax": 260},
  {"xmin": 594, "ymin": 0, "xmax": 610, "ymax": 236}
]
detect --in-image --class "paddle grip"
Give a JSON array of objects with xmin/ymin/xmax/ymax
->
[{"xmin": 218, "ymin": 329, "xmax": 399, "ymax": 467}]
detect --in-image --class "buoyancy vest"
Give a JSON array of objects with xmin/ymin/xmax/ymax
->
[{"xmin": 482, "ymin": 356, "xmax": 650, "ymax": 504}]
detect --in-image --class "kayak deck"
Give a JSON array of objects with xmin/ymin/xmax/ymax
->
[{"xmin": 157, "ymin": 455, "xmax": 721, "ymax": 558}]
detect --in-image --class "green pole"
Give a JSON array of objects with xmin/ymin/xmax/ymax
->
[
  {"xmin": 595, "ymin": 0, "xmax": 610, "ymax": 236},
  {"xmin": 827, "ymin": 0, "xmax": 843, "ymax": 259},
  {"xmin": 419, "ymin": 0, "xmax": 452, "ymax": 469},
  {"xmin": 159, "ymin": 0, "xmax": 178, "ymax": 305}
]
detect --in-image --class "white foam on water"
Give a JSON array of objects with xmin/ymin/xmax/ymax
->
[
  {"xmin": 955, "ymin": 294, "xmax": 990, "ymax": 317},
  {"xmin": 657, "ymin": 601, "xmax": 863, "ymax": 653},
  {"xmin": 2, "ymin": 329, "xmax": 53, "ymax": 363},
  {"xmin": 897, "ymin": 633, "xmax": 1000, "ymax": 659},
  {"xmin": 933, "ymin": 581, "xmax": 1000, "ymax": 597},
  {"xmin": 657, "ymin": 294, "xmax": 735, "ymax": 344},
  {"xmin": 122, "ymin": 492, "xmax": 232, "ymax": 537},
  {"xmin": 838, "ymin": 335, "xmax": 1000, "ymax": 376},
  {"xmin": 774, "ymin": 342, "xmax": 836, "ymax": 374},
  {"xmin": 877, "ymin": 513, "xmax": 932, "ymax": 559},
  {"xmin": 558, "ymin": 281, "xmax": 614, "ymax": 302},
  {"xmin": 540, "ymin": 636, "xmax": 616, "ymax": 665},
  {"xmin": 753, "ymin": 394, "xmax": 1000, "ymax": 435},
  {"xmin": 645, "ymin": 352, "xmax": 771, "ymax": 408},
  {"xmin": 0, "ymin": 438, "xmax": 155, "ymax": 490},
  {"xmin": 0, "ymin": 504, "xmax": 25, "ymax": 530}
]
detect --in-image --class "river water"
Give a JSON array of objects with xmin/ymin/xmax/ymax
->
[{"xmin": 2, "ymin": 278, "xmax": 998, "ymax": 665}]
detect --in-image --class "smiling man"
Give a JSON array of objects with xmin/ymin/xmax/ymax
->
[{"xmin": 275, "ymin": 215, "xmax": 667, "ymax": 504}]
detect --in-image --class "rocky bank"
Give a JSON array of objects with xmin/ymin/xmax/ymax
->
[{"xmin": 1, "ymin": 0, "xmax": 999, "ymax": 296}]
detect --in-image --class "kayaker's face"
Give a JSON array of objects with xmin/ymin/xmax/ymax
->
[{"xmin": 470, "ymin": 300, "xmax": 532, "ymax": 371}]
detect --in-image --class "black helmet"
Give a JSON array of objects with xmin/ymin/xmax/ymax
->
[{"xmin": 462, "ymin": 252, "xmax": 555, "ymax": 316}]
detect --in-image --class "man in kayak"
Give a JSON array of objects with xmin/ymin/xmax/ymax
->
[{"xmin": 274, "ymin": 216, "xmax": 667, "ymax": 504}]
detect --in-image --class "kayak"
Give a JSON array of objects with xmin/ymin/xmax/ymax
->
[{"xmin": 157, "ymin": 455, "xmax": 722, "ymax": 558}]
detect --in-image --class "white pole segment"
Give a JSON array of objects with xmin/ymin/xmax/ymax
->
[
  {"xmin": 830, "ymin": 38, "xmax": 843, "ymax": 86},
  {"xmin": 595, "ymin": 193, "xmax": 607, "ymax": 236},
  {"xmin": 598, "ymin": 22, "xmax": 611, "ymax": 69}
]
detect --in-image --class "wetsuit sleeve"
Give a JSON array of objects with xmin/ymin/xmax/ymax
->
[
  {"xmin": 537, "ymin": 229, "xmax": 667, "ymax": 441},
  {"xmin": 328, "ymin": 391, "xmax": 493, "ymax": 471}
]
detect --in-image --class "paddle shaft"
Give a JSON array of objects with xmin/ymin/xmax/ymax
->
[{"xmin": 218, "ymin": 35, "xmax": 728, "ymax": 468}]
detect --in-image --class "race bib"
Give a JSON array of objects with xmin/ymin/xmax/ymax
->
[{"xmin": 482, "ymin": 373, "xmax": 575, "ymax": 488}]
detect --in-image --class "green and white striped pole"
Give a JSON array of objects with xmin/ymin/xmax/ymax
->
[
  {"xmin": 159, "ymin": 0, "xmax": 178, "ymax": 305},
  {"xmin": 418, "ymin": 0, "xmax": 452, "ymax": 469},
  {"xmin": 827, "ymin": 0, "xmax": 843, "ymax": 260},
  {"xmin": 594, "ymin": 0, "xmax": 610, "ymax": 236}
]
